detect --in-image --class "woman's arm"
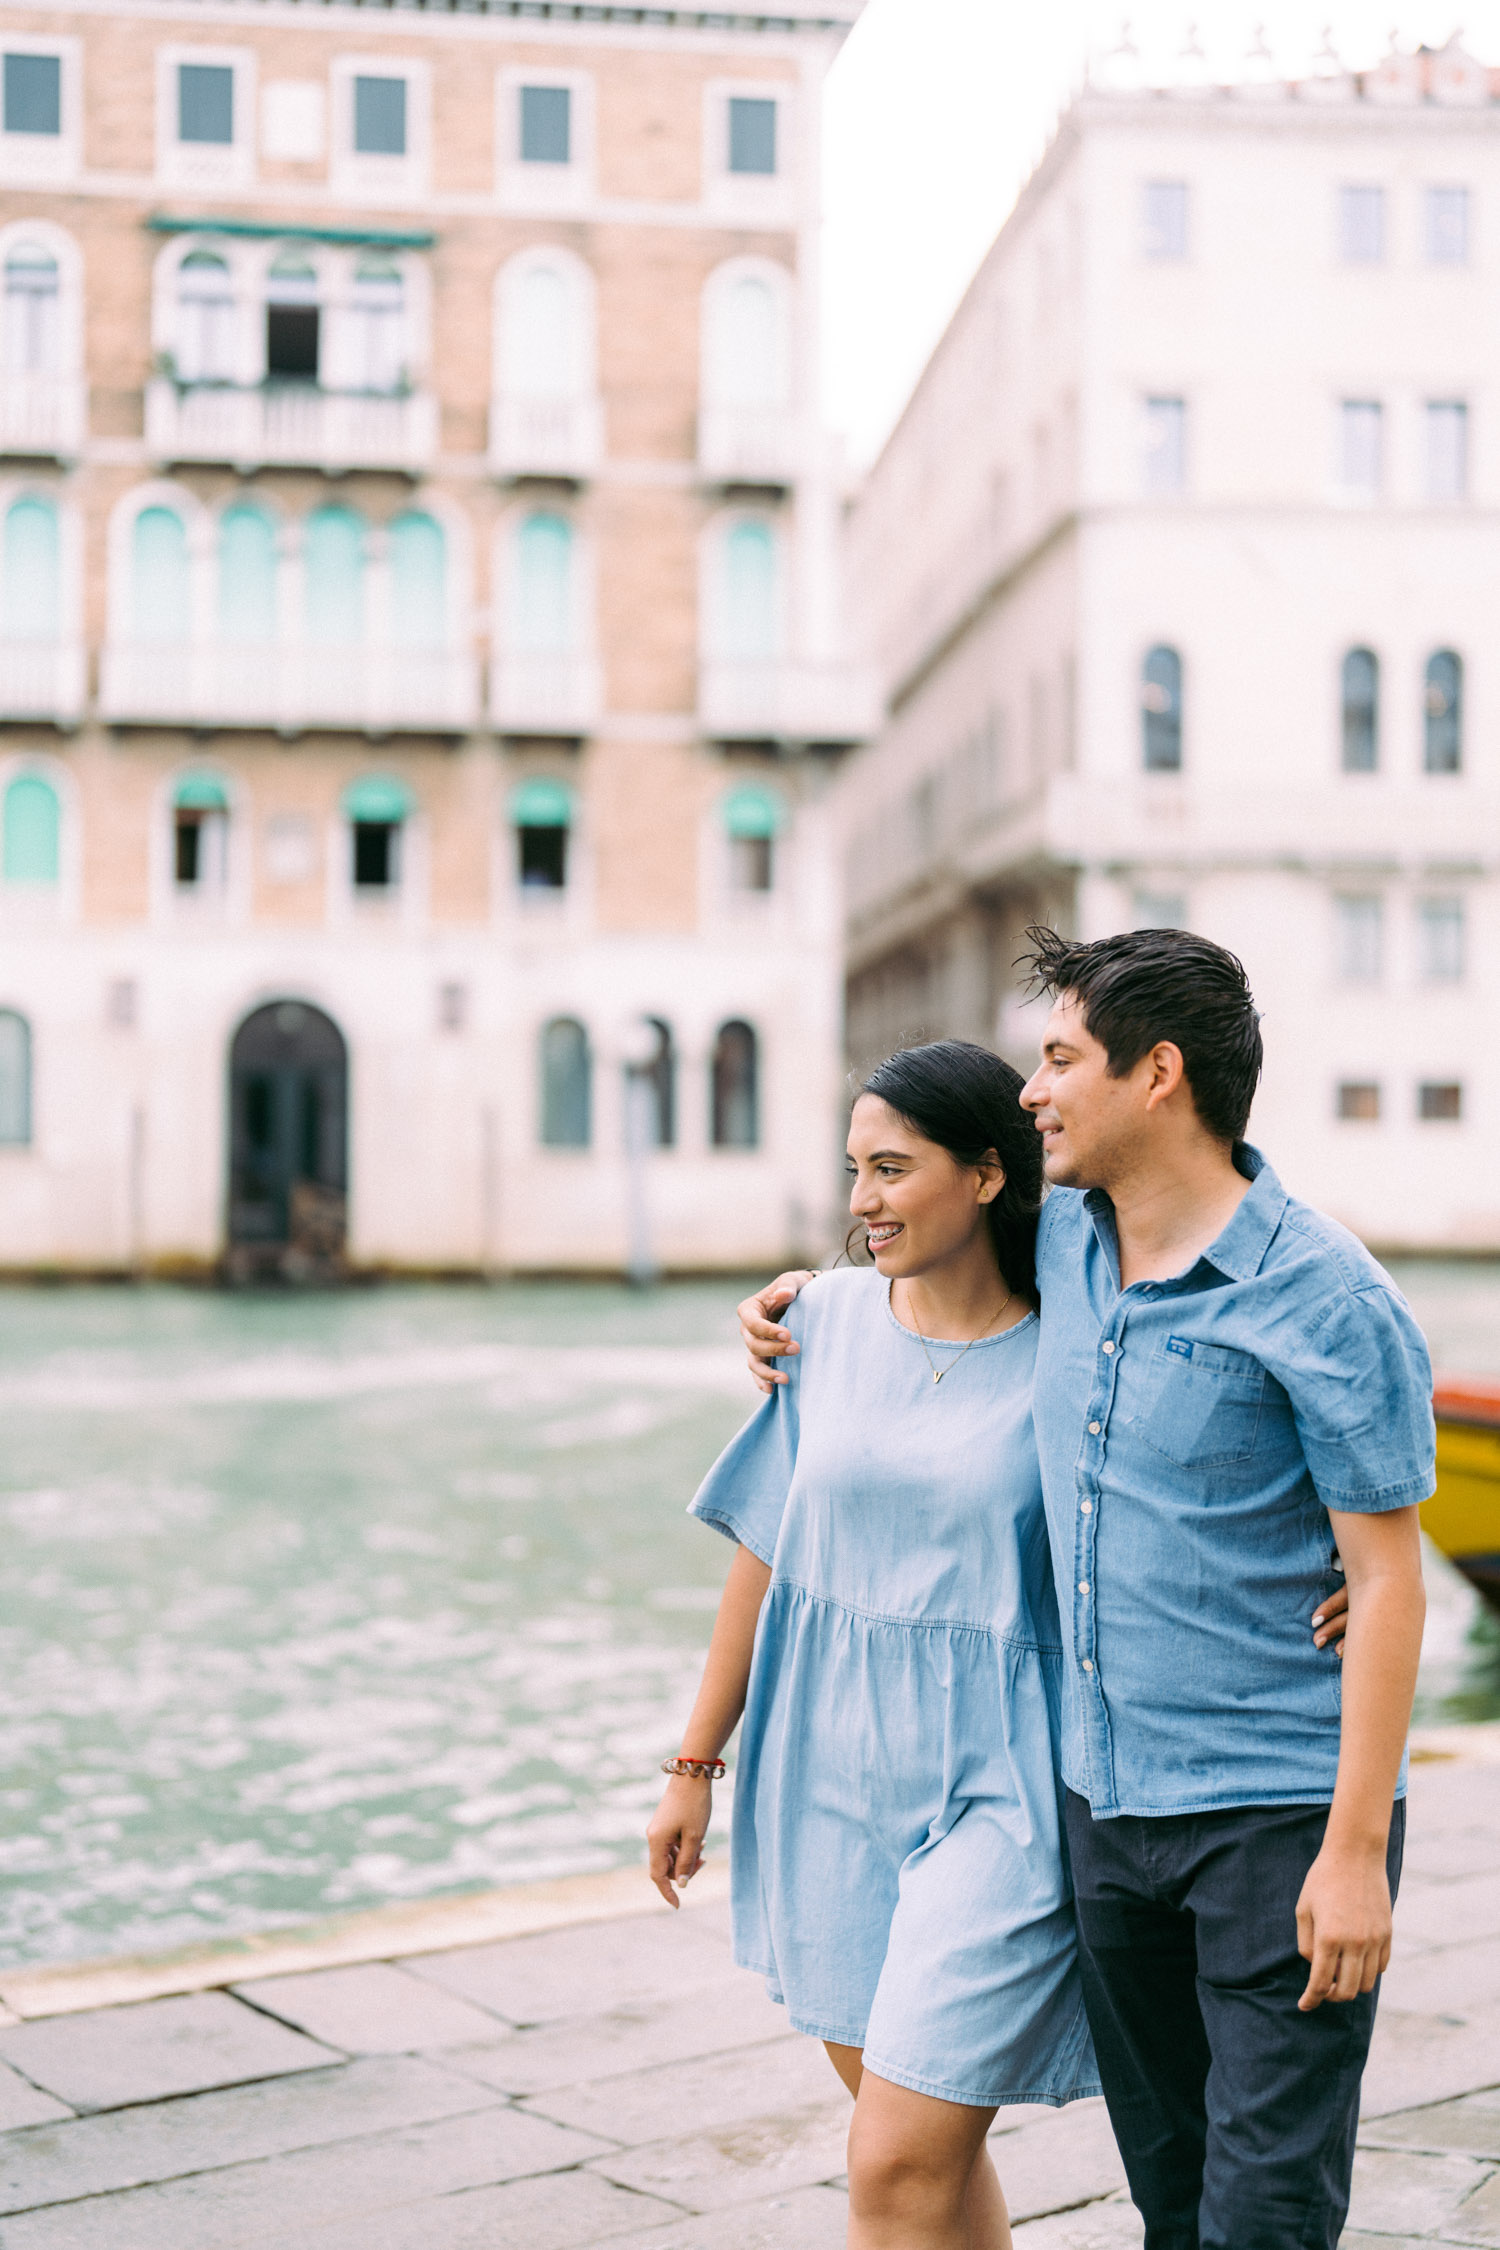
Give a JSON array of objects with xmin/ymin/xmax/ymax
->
[{"xmin": 647, "ymin": 1542, "xmax": 773, "ymax": 1907}]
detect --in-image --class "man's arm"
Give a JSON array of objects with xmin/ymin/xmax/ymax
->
[
  {"xmin": 737, "ymin": 1271, "xmax": 816, "ymax": 1393},
  {"xmin": 1294, "ymin": 1504, "xmax": 1425, "ymax": 2010}
]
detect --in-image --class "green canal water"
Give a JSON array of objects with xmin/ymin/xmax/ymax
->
[{"xmin": 0, "ymin": 1261, "xmax": 1495, "ymax": 1971}]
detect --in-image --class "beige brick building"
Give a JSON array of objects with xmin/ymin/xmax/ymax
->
[{"xmin": 0, "ymin": 0, "xmax": 870, "ymax": 1274}]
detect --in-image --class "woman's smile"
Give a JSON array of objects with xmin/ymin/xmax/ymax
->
[{"xmin": 866, "ymin": 1221, "xmax": 904, "ymax": 1250}]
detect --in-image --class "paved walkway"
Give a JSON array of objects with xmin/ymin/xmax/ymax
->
[{"xmin": 0, "ymin": 1726, "xmax": 1494, "ymax": 2247}]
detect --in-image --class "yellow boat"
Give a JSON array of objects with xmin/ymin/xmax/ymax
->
[{"xmin": 1424, "ymin": 1378, "xmax": 1500, "ymax": 1601}]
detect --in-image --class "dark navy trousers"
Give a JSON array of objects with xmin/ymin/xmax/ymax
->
[{"xmin": 1064, "ymin": 1791, "xmax": 1405, "ymax": 2250}]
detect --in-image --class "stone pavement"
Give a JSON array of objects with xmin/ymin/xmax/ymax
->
[{"xmin": 0, "ymin": 1727, "xmax": 1494, "ymax": 2248}]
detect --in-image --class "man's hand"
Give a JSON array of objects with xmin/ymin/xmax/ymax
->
[
  {"xmin": 1295, "ymin": 1840, "xmax": 1393, "ymax": 2010},
  {"xmin": 1312, "ymin": 1575, "xmax": 1349, "ymax": 1658},
  {"xmin": 737, "ymin": 1272, "xmax": 816, "ymax": 1393}
]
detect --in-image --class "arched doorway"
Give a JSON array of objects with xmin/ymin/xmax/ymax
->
[{"xmin": 227, "ymin": 1000, "xmax": 348, "ymax": 1279}]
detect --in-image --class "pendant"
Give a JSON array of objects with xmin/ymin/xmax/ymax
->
[{"xmin": 932, "ymin": 1370, "xmax": 942, "ymax": 1384}]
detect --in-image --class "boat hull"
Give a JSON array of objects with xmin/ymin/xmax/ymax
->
[{"xmin": 1424, "ymin": 1380, "xmax": 1500, "ymax": 1603}]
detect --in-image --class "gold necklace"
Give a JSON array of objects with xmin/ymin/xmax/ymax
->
[{"xmin": 901, "ymin": 1283, "xmax": 1015, "ymax": 1385}]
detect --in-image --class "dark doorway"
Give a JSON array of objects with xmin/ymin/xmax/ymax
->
[
  {"xmin": 266, "ymin": 304, "xmax": 320, "ymax": 382},
  {"xmin": 227, "ymin": 1000, "xmax": 348, "ymax": 1280}
]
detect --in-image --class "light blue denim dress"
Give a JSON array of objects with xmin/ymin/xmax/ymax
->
[{"xmin": 690, "ymin": 1268, "xmax": 1098, "ymax": 2108}]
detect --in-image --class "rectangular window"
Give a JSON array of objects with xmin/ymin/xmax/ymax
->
[
  {"xmin": 1142, "ymin": 180, "xmax": 1189, "ymax": 260},
  {"xmin": 1424, "ymin": 185, "xmax": 1469, "ymax": 266},
  {"xmin": 1417, "ymin": 897, "xmax": 1465, "ymax": 983},
  {"xmin": 518, "ymin": 823, "xmax": 567, "ymax": 889},
  {"xmin": 178, "ymin": 62, "xmax": 235, "ymax": 146},
  {"xmin": 731, "ymin": 834, "xmax": 773, "ymax": 893},
  {"xmin": 1132, "ymin": 890, "xmax": 1186, "ymax": 930},
  {"xmin": 1339, "ymin": 183, "xmax": 1385, "ymax": 264},
  {"xmin": 1143, "ymin": 397, "xmax": 1186, "ymax": 495},
  {"xmin": 1418, "ymin": 1081, "xmax": 1462, "ymax": 1122},
  {"xmin": 3, "ymin": 51, "xmax": 60, "ymax": 135},
  {"xmin": 1335, "ymin": 894, "xmax": 1382, "ymax": 983},
  {"xmin": 1338, "ymin": 400, "xmax": 1383, "ymax": 500},
  {"xmin": 353, "ymin": 74, "xmax": 405, "ymax": 156},
  {"xmin": 1426, "ymin": 401, "xmax": 1468, "ymax": 502},
  {"xmin": 728, "ymin": 95, "xmax": 777, "ymax": 176},
  {"xmin": 1336, "ymin": 1082, "xmax": 1381, "ymax": 1122},
  {"xmin": 520, "ymin": 83, "xmax": 570, "ymax": 165},
  {"xmin": 352, "ymin": 821, "xmax": 398, "ymax": 888}
]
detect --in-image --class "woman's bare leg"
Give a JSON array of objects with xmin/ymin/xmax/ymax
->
[
  {"xmin": 825, "ymin": 2040, "xmax": 864, "ymax": 2099},
  {"xmin": 842, "ymin": 2064, "xmax": 1010, "ymax": 2250}
]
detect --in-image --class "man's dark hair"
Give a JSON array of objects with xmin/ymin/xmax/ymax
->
[
  {"xmin": 1018, "ymin": 925, "xmax": 1263, "ymax": 1143},
  {"xmin": 859, "ymin": 1040, "xmax": 1043, "ymax": 1300}
]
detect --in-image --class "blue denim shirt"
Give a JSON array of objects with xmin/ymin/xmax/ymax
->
[{"xmin": 1032, "ymin": 1146, "xmax": 1435, "ymax": 1819}]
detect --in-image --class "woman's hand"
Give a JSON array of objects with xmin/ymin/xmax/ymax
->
[
  {"xmin": 1313, "ymin": 1576, "xmax": 1350, "ymax": 1658},
  {"xmin": 737, "ymin": 1272, "xmax": 817, "ymax": 1393},
  {"xmin": 647, "ymin": 1775, "xmax": 714, "ymax": 1907}
]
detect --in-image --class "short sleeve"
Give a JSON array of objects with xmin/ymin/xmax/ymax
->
[
  {"xmin": 687, "ymin": 1303, "xmax": 804, "ymax": 1565},
  {"xmin": 1283, "ymin": 1283, "xmax": 1435, "ymax": 1513}
]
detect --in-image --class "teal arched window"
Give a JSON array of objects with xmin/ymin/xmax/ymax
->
[
  {"xmin": 2, "ymin": 496, "xmax": 59, "ymax": 641},
  {"xmin": 0, "ymin": 1010, "xmax": 31, "ymax": 1145},
  {"xmin": 343, "ymin": 773, "xmax": 412, "ymax": 890},
  {"xmin": 131, "ymin": 507, "xmax": 190, "ymax": 642},
  {"xmin": 389, "ymin": 513, "xmax": 446, "ymax": 649},
  {"xmin": 721, "ymin": 520, "xmax": 778, "ymax": 659},
  {"xmin": 514, "ymin": 513, "xmax": 574, "ymax": 653},
  {"xmin": 218, "ymin": 505, "xmax": 277, "ymax": 641},
  {"xmin": 2, "ymin": 774, "xmax": 60, "ymax": 884},
  {"xmin": 304, "ymin": 507, "xmax": 364, "ymax": 644},
  {"xmin": 511, "ymin": 774, "xmax": 573, "ymax": 891},
  {"xmin": 540, "ymin": 1016, "xmax": 591, "ymax": 1147}
]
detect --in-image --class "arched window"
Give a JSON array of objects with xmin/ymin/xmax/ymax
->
[
  {"xmin": 514, "ymin": 513, "xmax": 575, "ymax": 653},
  {"xmin": 511, "ymin": 774, "xmax": 573, "ymax": 891},
  {"xmin": 3, "ymin": 244, "xmax": 59, "ymax": 376},
  {"xmin": 1424, "ymin": 650, "xmax": 1462, "ymax": 774},
  {"xmin": 2, "ymin": 774, "xmax": 60, "ymax": 884},
  {"xmin": 351, "ymin": 259, "xmax": 404, "ymax": 394},
  {"xmin": 711, "ymin": 1020, "xmax": 759, "ymax": 1149},
  {"xmin": 266, "ymin": 252, "xmax": 320, "ymax": 384},
  {"xmin": 131, "ymin": 507, "xmax": 190, "ymax": 642},
  {"xmin": 507, "ymin": 262, "xmax": 572, "ymax": 397},
  {"xmin": 1141, "ymin": 645, "xmax": 1182, "ymax": 771},
  {"xmin": 705, "ymin": 271, "xmax": 787, "ymax": 410},
  {"xmin": 724, "ymin": 783, "xmax": 783, "ymax": 892},
  {"xmin": 2, "ymin": 497, "xmax": 59, "ymax": 641},
  {"xmin": 389, "ymin": 512, "xmax": 445, "ymax": 649},
  {"xmin": 0, "ymin": 1010, "xmax": 31, "ymax": 1145},
  {"xmin": 343, "ymin": 773, "xmax": 411, "ymax": 890},
  {"xmin": 720, "ymin": 520, "xmax": 779, "ymax": 660},
  {"xmin": 218, "ymin": 505, "xmax": 276, "ymax": 641},
  {"xmin": 172, "ymin": 770, "xmax": 229, "ymax": 890},
  {"xmin": 305, "ymin": 507, "xmax": 364, "ymax": 644},
  {"xmin": 540, "ymin": 1016, "xmax": 591, "ymax": 1147},
  {"xmin": 176, "ymin": 250, "xmax": 235, "ymax": 384},
  {"xmin": 626, "ymin": 1017, "xmax": 675, "ymax": 1149},
  {"xmin": 1340, "ymin": 648, "xmax": 1379, "ymax": 773}
]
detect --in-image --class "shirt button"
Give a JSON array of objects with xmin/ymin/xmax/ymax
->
[
  {"xmin": 1079, "ymin": 1580, "xmax": 1090, "ymax": 1594},
  {"xmin": 1080, "ymin": 1500, "xmax": 1093, "ymax": 1515},
  {"xmin": 1089, "ymin": 1420, "xmax": 1101, "ymax": 1434},
  {"xmin": 1082, "ymin": 1658, "xmax": 1095, "ymax": 1673},
  {"xmin": 1102, "ymin": 1341, "xmax": 1116, "ymax": 1355}
]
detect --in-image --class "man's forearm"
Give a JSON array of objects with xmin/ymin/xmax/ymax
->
[{"xmin": 1325, "ymin": 1511, "xmax": 1425, "ymax": 1852}]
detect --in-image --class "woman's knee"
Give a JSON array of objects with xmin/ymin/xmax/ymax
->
[{"xmin": 847, "ymin": 2113, "xmax": 965, "ymax": 2220}]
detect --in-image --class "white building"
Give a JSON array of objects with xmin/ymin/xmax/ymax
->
[{"xmin": 842, "ymin": 32, "xmax": 1500, "ymax": 1251}]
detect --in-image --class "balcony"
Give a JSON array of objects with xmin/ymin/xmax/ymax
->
[
  {"xmin": 0, "ymin": 640, "xmax": 86, "ymax": 724},
  {"xmin": 697, "ymin": 406, "xmax": 808, "ymax": 488},
  {"xmin": 699, "ymin": 657, "xmax": 881, "ymax": 745},
  {"xmin": 99, "ymin": 643, "xmax": 478, "ymax": 733},
  {"xmin": 145, "ymin": 379, "xmax": 438, "ymax": 474},
  {"xmin": 490, "ymin": 653, "xmax": 603, "ymax": 737},
  {"xmin": 0, "ymin": 377, "xmax": 85, "ymax": 461},
  {"xmin": 489, "ymin": 395, "xmax": 604, "ymax": 481}
]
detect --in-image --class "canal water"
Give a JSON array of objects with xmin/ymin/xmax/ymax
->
[{"xmin": 0, "ymin": 1262, "xmax": 1495, "ymax": 1971}]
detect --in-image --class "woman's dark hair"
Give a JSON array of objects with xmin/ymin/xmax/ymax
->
[{"xmin": 856, "ymin": 1040, "xmax": 1043, "ymax": 1302}]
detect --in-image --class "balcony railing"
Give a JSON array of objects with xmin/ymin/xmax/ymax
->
[
  {"xmin": 490, "ymin": 652, "xmax": 604, "ymax": 735},
  {"xmin": 698, "ymin": 405, "xmax": 808, "ymax": 487},
  {"xmin": 99, "ymin": 643, "xmax": 478, "ymax": 733},
  {"xmin": 0, "ymin": 640, "xmax": 86, "ymax": 724},
  {"xmin": 489, "ymin": 395, "xmax": 605, "ymax": 481},
  {"xmin": 699, "ymin": 657, "xmax": 881, "ymax": 744},
  {"xmin": 145, "ymin": 380, "xmax": 438, "ymax": 473},
  {"xmin": 0, "ymin": 377, "xmax": 86, "ymax": 460}
]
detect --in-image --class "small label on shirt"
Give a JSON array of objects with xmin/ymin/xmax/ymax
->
[{"xmin": 1165, "ymin": 1335, "xmax": 1194, "ymax": 1359}]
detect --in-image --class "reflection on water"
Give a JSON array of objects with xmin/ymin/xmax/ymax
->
[{"xmin": 0, "ymin": 1264, "xmax": 1495, "ymax": 1970}]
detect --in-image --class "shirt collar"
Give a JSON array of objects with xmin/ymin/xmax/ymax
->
[{"xmin": 1082, "ymin": 1142, "xmax": 1287, "ymax": 1286}]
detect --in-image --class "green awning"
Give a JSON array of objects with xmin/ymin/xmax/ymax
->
[
  {"xmin": 510, "ymin": 776, "xmax": 574, "ymax": 828},
  {"xmin": 148, "ymin": 215, "xmax": 435, "ymax": 250},
  {"xmin": 173, "ymin": 771, "xmax": 229, "ymax": 812},
  {"xmin": 723, "ymin": 784, "xmax": 783, "ymax": 839},
  {"xmin": 344, "ymin": 775, "xmax": 413, "ymax": 823}
]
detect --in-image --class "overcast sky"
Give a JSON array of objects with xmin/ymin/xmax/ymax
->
[{"xmin": 821, "ymin": 1, "xmax": 1500, "ymax": 465}]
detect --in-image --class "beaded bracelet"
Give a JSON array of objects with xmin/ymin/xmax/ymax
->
[{"xmin": 661, "ymin": 1756, "xmax": 726, "ymax": 1780}]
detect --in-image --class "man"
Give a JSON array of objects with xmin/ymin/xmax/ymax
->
[{"xmin": 738, "ymin": 926, "xmax": 1432, "ymax": 2250}]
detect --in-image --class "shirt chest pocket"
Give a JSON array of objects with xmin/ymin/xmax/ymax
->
[{"xmin": 1129, "ymin": 1337, "xmax": 1266, "ymax": 1468}]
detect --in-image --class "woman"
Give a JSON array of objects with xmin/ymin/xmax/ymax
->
[{"xmin": 648, "ymin": 1041, "xmax": 1093, "ymax": 2250}]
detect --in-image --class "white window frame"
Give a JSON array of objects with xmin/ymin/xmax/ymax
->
[
  {"xmin": 703, "ymin": 80, "xmax": 796, "ymax": 221},
  {"xmin": 329, "ymin": 56, "xmax": 429, "ymax": 204},
  {"xmin": 496, "ymin": 67, "xmax": 594, "ymax": 213},
  {"xmin": 156, "ymin": 45, "xmax": 256, "ymax": 193},
  {"xmin": 0, "ymin": 34, "xmax": 80, "ymax": 186}
]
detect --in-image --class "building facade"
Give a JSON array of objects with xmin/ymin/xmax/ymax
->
[
  {"xmin": 843, "ymin": 33, "xmax": 1500, "ymax": 1251},
  {"xmin": 0, "ymin": 0, "xmax": 871, "ymax": 1274}
]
